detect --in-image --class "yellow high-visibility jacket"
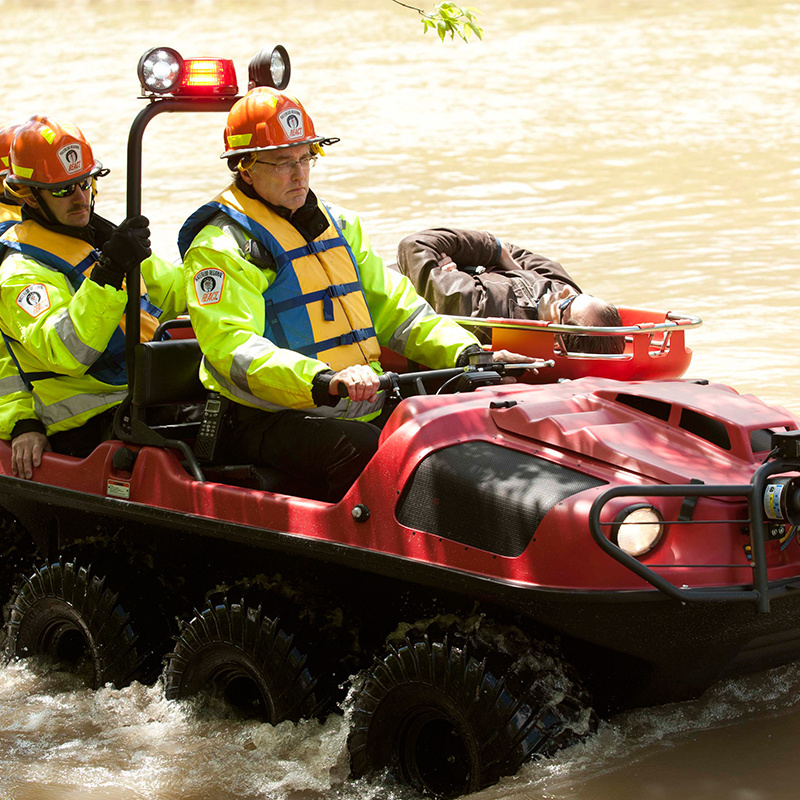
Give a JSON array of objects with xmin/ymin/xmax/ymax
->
[
  {"xmin": 180, "ymin": 185, "xmax": 479, "ymax": 421},
  {"xmin": 0, "ymin": 217, "xmax": 185, "ymax": 435}
]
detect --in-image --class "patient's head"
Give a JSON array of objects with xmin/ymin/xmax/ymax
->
[{"xmin": 537, "ymin": 288, "xmax": 625, "ymax": 355}]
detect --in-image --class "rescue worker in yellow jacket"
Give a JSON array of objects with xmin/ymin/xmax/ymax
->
[
  {"xmin": 0, "ymin": 121, "xmax": 51, "ymax": 478},
  {"xmin": 180, "ymin": 88, "xmax": 527, "ymax": 502},
  {"xmin": 0, "ymin": 116, "xmax": 185, "ymax": 459}
]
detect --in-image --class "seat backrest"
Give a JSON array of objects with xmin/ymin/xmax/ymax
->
[{"xmin": 132, "ymin": 339, "xmax": 206, "ymax": 407}]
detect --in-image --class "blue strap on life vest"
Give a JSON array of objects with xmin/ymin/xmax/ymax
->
[
  {"xmin": 292, "ymin": 326, "xmax": 377, "ymax": 358},
  {"xmin": 263, "ymin": 298, "xmax": 290, "ymax": 349},
  {"xmin": 178, "ymin": 200, "xmax": 287, "ymax": 261},
  {"xmin": 275, "ymin": 236, "xmax": 345, "ymax": 269},
  {"xmin": 0, "ymin": 238, "xmax": 161, "ymax": 387},
  {"xmin": 1, "ymin": 331, "xmax": 41, "ymax": 391},
  {"xmin": 180, "ymin": 196, "xmax": 378, "ymax": 361},
  {"xmin": 265, "ymin": 281, "xmax": 362, "ymax": 322}
]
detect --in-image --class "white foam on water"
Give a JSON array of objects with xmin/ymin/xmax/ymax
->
[{"xmin": 0, "ymin": 659, "xmax": 423, "ymax": 800}]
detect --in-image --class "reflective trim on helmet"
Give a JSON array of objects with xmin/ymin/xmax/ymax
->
[
  {"xmin": 10, "ymin": 164, "xmax": 33, "ymax": 179},
  {"xmin": 6, "ymin": 162, "xmax": 108, "ymax": 191},
  {"xmin": 219, "ymin": 136, "xmax": 340, "ymax": 160}
]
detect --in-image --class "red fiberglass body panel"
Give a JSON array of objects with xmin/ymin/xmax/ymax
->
[{"xmin": 2, "ymin": 377, "xmax": 798, "ymax": 598}]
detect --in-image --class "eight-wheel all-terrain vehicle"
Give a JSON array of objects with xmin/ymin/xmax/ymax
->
[{"xmin": 3, "ymin": 45, "xmax": 800, "ymax": 799}]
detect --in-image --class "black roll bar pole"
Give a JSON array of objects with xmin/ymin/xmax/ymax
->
[{"xmin": 123, "ymin": 97, "xmax": 238, "ymax": 381}]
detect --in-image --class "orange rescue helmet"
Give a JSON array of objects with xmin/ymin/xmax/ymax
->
[
  {"xmin": 6, "ymin": 115, "xmax": 108, "ymax": 191},
  {"xmin": 0, "ymin": 122, "xmax": 23, "ymax": 180},
  {"xmin": 220, "ymin": 86, "xmax": 339, "ymax": 160}
]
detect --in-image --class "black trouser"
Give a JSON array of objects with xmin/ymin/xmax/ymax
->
[
  {"xmin": 48, "ymin": 406, "xmax": 118, "ymax": 458},
  {"xmin": 49, "ymin": 404, "xmax": 202, "ymax": 460},
  {"xmin": 222, "ymin": 404, "xmax": 383, "ymax": 503}
]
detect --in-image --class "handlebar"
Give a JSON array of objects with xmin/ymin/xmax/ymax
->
[{"xmin": 336, "ymin": 360, "xmax": 553, "ymax": 398}]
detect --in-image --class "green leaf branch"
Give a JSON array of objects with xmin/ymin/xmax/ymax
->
[{"xmin": 391, "ymin": 1, "xmax": 484, "ymax": 42}]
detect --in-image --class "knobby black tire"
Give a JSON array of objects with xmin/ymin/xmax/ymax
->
[
  {"xmin": 4, "ymin": 558, "xmax": 148, "ymax": 689},
  {"xmin": 348, "ymin": 634, "xmax": 594, "ymax": 799},
  {"xmin": 163, "ymin": 600, "xmax": 318, "ymax": 724}
]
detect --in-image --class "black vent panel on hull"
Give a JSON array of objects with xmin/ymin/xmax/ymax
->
[{"xmin": 396, "ymin": 441, "xmax": 605, "ymax": 557}]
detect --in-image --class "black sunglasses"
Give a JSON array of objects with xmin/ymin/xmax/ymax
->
[
  {"xmin": 558, "ymin": 294, "xmax": 577, "ymax": 324},
  {"xmin": 50, "ymin": 177, "xmax": 93, "ymax": 199}
]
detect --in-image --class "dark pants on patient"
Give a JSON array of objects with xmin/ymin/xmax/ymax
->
[{"xmin": 223, "ymin": 404, "xmax": 383, "ymax": 503}]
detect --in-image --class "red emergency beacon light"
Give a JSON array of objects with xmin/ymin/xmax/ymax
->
[
  {"xmin": 179, "ymin": 58, "xmax": 238, "ymax": 95},
  {"xmin": 137, "ymin": 45, "xmax": 291, "ymax": 98}
]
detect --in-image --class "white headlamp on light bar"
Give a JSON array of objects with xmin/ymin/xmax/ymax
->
[
  {"xmin": 611, "ymin": 505, "xmax": 664, "ymax": 557},
  {"xmin": 138, "ymin": 48, "xmax": 184, "ymax": 94}
]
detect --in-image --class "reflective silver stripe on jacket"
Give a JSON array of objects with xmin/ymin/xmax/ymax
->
[
  {"xmin": 204, "ymin": 356, "xmax": 383, "ymax": 420},
  {"xmin": 53, "ymin": 308, "xmax": 104, "ymax": 367},
  {"xmin": 0, "ymin": 374, "xmax": 29, "ymax": 396},
  {"xmin": 385, "ymin": 301, "xmax": 438, "ymax": 354},
  {"xmin": 35, "ymin": 389, "xmax": 127, "ymax": 428},
  {"xmin": 229, "ymin": 335, "xmax": 271, "ymax": 394}
]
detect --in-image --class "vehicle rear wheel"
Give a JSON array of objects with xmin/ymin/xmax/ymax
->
[
  {"xmin": 163, "ymin": 600, "xmax": 318, "ymax": 723},
  {"xmin": 4, "ymin": 558, "xmax": 148, "ymax": 688},
  {"xmin": 348, "ymin": 633, "xmax": 594, "ymax": 798}
]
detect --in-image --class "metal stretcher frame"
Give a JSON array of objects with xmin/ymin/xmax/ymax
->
[{"xmin": 450, "ymin": 307, "xmax": 702, "ymax": 382}]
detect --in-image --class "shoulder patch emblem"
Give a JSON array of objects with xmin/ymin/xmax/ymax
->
[
  {"xmin": 194, "ymin": 268, "xmax": 225, "ymax": 305},
  {"xmin": 16, "ymin": 284, "xmax": 51, "ymax": 317}
]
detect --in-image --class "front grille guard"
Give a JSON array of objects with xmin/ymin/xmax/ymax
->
[{"xmin": 589, "ymin": 456, "xmax": 800, "ymax": 613}]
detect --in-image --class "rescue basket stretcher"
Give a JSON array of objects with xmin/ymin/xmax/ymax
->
[{"xmin": 447, "ymin": 307, "xmax": 702, "ymax": 383}]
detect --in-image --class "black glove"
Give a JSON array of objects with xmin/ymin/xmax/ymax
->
[{"xmin": 92, "ymin": 215, "xmax": 152, "ymax": 288}]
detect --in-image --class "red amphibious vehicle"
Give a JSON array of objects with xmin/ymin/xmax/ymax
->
[{"xmin": 2, "ymin": 46, "xmax": 800, "ymax": 800}]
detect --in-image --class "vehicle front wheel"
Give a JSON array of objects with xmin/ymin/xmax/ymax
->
[
  {"xmin": 163, "ymin": 600, "xmax": 319, "ymax": 723},
  {"xmin": 4, "ymin": 558, "xmax": 149, "ymax": 688},
  {"xmin": 348, "ymin": 633, "xmax": 594, "ymax": 798}
]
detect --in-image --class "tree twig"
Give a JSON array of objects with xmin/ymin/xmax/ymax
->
[{"xmin": 390, "ymin": 0, "xmax": 433, "ymax": 17}]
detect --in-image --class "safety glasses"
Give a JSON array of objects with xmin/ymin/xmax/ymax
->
[
  {"xmin": 49, "ymin": 177, "xmax": 93, "ymax": 199},
  {"xmin": 558, "ymin": 294, "xmax": 578, "ymax": 324}
]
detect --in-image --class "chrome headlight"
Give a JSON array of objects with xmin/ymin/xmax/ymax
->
[
  {"xmin": 248, "ymin": 45, "xmax": 291, "ymax": 91},
  {"xmin": 138, "ymin": 47, "xmax": 184, "ymax": 94},
  {"xmin": 612, "ymin": 505, "xmax": 664, "ymax": 557}
]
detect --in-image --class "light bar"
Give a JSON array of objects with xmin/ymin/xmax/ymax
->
[{"xmin": 137, "ymin": 47, "xmax": 238, "ymax": 97}]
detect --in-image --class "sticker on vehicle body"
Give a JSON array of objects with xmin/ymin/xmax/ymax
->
[
  {"xmin": 194, "ymin": 269, "xmax": 225, "ymax": 305},
  {"xmin": 15, "ymin": 284, "xmax": 51, "ymax": 317},
  {"xmin": 107, "ymin": 479, "xmax": 130, "ymax": 499}
]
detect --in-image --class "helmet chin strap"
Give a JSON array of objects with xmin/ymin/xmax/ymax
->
[{"xmin": 30, "ymin": 188, "xmax": 59, "ymax": 226}]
